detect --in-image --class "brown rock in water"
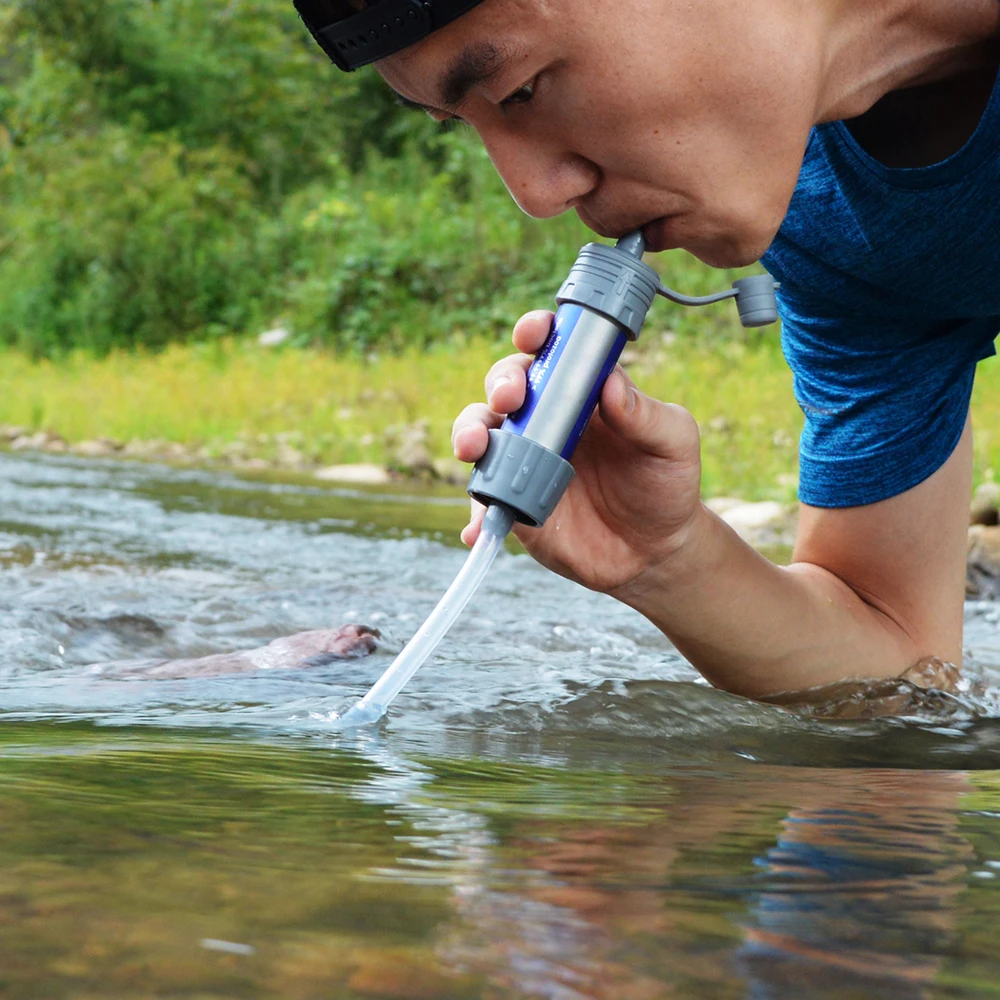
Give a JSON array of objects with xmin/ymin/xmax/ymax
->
[
  {"xmin": 100, "ymin": 624, "xmax": 379, "ymax": 680},
  {"xmin": 967, "ymin": 524, "xmax": 1000, "ymax": 599}
]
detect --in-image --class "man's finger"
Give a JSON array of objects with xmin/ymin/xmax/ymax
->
[
  {"xmin": 452, "ymin": 403, "xmax": 503, "ymax": 463},
  {"xmin": 511, "ymin": 310, "xmax": 555, "ymax": 354},
  {"xmin": 484, "ymin": 353, "xmax": 533, "ymax": 412},
  {"xmin": 461, "ymin": 499, "xmax": 487, "ymax": 547}
]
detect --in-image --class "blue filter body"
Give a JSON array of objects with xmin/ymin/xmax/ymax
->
[{"xmin": 502, "ymin": 304, "xmax": 628, "ymax": 460}]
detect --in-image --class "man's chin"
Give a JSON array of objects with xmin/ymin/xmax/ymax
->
[
  {"xmin": 686, "ymin": 241, "xmax": 769, "ymax": 269},
  {"xmin": 639, "ymin": 216, "xmax": 775, "ymax": 269},
  {"xmin": 670, "ymin": 226, "xmax": 777, "ymax": 269}
]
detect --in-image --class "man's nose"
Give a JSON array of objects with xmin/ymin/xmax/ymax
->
[{"xmin": 483, "ymin": 132, "xmax": 599, "ymax": 220}]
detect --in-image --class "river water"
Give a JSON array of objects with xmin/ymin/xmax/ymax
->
[{"xmin": 4, "ymin": 450, "xmax": 1000, "ymax": 998}]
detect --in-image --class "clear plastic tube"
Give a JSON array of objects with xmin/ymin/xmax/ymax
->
[{"xmin": 336, "ymin": 504, "xmax": 516, "ymax": 727}]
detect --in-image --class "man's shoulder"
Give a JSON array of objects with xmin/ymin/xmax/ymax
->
[{"xmin": 763, "ymin": 110, "xmax": 1000, "ymax": 324}]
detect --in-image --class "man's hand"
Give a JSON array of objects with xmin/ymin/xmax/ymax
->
[
  {"xmin": 452, "ymin": 312, "xmax": 970, "ymax": 699},
  {"xmin": 452, "ymin": 309, "xmax": 705, "ymax": 594}
]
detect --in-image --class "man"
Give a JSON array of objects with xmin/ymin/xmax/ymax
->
[{"xmin": 296, "ymin": 0, "xmax": 1000, "ymax": 698}]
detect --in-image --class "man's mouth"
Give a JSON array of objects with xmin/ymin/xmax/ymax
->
[{"xmin": 575, "ymin": 208, "xmax": 684, "ymax": 254}]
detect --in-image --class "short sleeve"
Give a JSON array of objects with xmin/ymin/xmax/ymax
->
[{"xmin": 777, "ymin": 285, "xmax": 998, "ymax": 508}]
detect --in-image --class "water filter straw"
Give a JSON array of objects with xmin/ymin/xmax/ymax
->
[
  {"xmin": 466, "ymin": 230, "xmax": 778, "ymax": 526},
  {"xmin": 336, "ymin": 232, "xmax": 778, "ymax": 726},
  {"xmin": 466, "ymin": 232, "xmax": 657, "ymax": 526}
]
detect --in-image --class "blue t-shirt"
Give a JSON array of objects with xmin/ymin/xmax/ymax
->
[{"xmin": 760, "ymin": 70, "xmax": 1000, "ymax": 508}]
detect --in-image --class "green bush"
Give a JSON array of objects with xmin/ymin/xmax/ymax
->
[
  {"xmin": 280, "ymin": 133, "xmax": 593, "ymax": 351},
  {"xmin": 0, "ymin": 0, "xmax": 745, "ymax": 357},
  {"xmin": 0, "ymin": 124, "xmax": 276, "ymax": 354}
]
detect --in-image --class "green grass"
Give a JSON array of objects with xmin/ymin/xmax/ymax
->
[{"xmin": 3, "ymin": 337, "xmax": 1000, "ymax": 502}]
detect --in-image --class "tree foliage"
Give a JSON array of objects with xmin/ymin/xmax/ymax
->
[{"xmin": 0, "ymin": 0, "xmax": 601, "ymax": 355}]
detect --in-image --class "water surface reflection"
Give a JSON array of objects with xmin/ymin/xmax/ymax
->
[{"xmin": 4, "ymin": 452, "xmax": 1000, "ymax": 998}]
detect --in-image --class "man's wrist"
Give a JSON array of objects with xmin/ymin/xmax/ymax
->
[{"xmin": 608, "ymin": 502, "xmax": 723, "ymax": 618}]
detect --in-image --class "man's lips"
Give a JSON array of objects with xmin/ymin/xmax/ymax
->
[{"xmin": 640, "ymin": 216, "xmax": 681, "ymax": 254}]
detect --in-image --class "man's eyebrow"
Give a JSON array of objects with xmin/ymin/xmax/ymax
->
[
  {"xmin": 391, "ymin": 41, "xmax": 511, "ymax": 115},
  {"xmin": 439, "ymin": 41, "xmax": 508, "ymax": 110}
]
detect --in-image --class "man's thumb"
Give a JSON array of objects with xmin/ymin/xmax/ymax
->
[{"xmin": 600, "ymin": 368, "xmax": 697, "ymax": 458}]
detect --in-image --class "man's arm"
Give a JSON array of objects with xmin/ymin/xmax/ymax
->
[
  {"xmin": 612, "ymin": 417, "xmax": 970, "ymax": 697},
  {"xmin": 454, "ymin": 311, "xmax": 971, "ymax": 699}
]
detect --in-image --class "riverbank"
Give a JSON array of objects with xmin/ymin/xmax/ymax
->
[
  {"xmin": 0, "ymin": 336, "xmax": 804, "ymax": 499},
  {"xmin": 4, "ymin": 336, "xmax": 1000, "ymax": 501}
]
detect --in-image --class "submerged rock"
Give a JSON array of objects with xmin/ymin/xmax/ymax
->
[{"xmin": 99, "ymin": 624, "xmax": 379, "ymax": 680}]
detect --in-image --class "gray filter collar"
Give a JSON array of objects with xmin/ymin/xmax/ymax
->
[{"xmin": 295, "ymin": 0, "xmax": 486, "ymax": 71}]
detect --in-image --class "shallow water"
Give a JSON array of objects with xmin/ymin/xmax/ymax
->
[{"xmin": 5, "ymin": 451, "xmax": 1000, "ymax": 997}]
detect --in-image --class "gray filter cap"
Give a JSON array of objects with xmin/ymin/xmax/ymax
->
[
  {"xmin": 556, "ymin": 241, "xmax": 660, "ymax": 340},
  {"xmin": 468, "ymin": 430, "xmax": 575, "ymax": 528}
]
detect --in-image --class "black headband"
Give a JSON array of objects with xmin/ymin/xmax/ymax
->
[{"xmin": 295, "ymin": 0, "xmax": 486, "ymax": 71}]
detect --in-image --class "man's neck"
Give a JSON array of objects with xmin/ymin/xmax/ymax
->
[{"xmin": 816, "ymin": 0, "xmax": 1000, "ymax": 123}]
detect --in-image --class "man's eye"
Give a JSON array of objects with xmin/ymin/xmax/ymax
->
[{"xmin": 501, "ymin": 81, "xmax": 536, "ymax": 108}]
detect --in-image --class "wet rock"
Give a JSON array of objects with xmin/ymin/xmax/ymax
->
[
  {"xmin": 386, "ymin": 420, "xmax": 433, "ymax": 476},
  {"xmin": 971, "ymin": 483, "xmax": 1000, "ymax": 526},
  {"xmin": 0, "ymin": 425, "xmax": 27, "ymax": 442},
  {"xmin": 714, "ymin": 499, "xmax": 797, "ymax": 548},
  {"xmin": 431, "ymin": 456, "xmax": 469, "ymax": 485},
  {"xmin": 11, "ymin": 430, "xmax": 66, "ymax": 453},
  {"xmin": 347, "ymin": 951, "xmax": 470, "ymax": 1000},
  {"xmin": 71, "ymin": 438, "xmax": 123, "ymax": 458},
  {"xmin": 967, "ymin": 524, "xmax": 1000, "ymax": 599},
  {"xmin": 315, "ymin": 463, "xmax": 392, "ymax": 485}
]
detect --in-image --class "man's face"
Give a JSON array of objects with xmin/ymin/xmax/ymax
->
[{"xmin": 379, "ymin": 0, "xmax": 819, "ymax": 268}]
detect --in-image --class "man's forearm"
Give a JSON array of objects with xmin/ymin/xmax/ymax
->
[{"xmin": 612, "ymin": 504, "xmax": 960, "ymax": 699}]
